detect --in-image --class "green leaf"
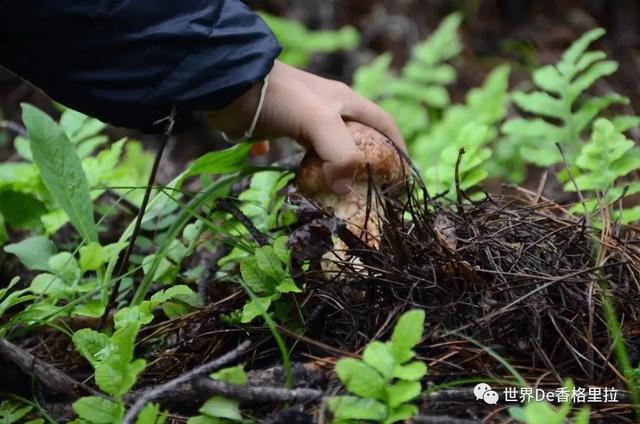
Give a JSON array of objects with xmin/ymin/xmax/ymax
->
[
  {"xmin": 254, "ymin": 246, "xmax": 283, "ymax": 279},
  {"xmin": 276, "ymin": 277, "xmax": 301, "ymax": 293},
  {"xmin": 391, "ymin": 361, "xmax": 427, "ymax": 381},
  {"xmin": 0, "ymin": 190, "xmax": 46, "ymax": 229},
  {"xmin": 328, "ymin": 396, "xmax": 387, "ymax": 421},
  {"xmin": 72, "ymin": 396, "xmax": 124, "ymax": 424},
  {"xmin": 240, "ymin": 259, "xmax": 273, "ymax": 294},
  {"xmin": 73, "ymin": 328, "xmax": 112, "ymax": 366},
  {"xmin": 48, "ymin": 252, "xmax": 80, "ymax": 282},
  {"xmin": 386, "ymin": 380, "xmax": 421, "ymax": 407},
  {"xmin": 0, "ymin": 400, "xmax": 33, "ymax": 424},
  {"xmin": 335, "ymin": 358, "xmax": 385, "ymax": 399},
  {"xmin": 240, "ymin": 296, "xmax": 273, "ymax": 323},
  {"xmin": 199, "ymin": 396, "xmax": 242, "ymax": 421},
  {"xmin": 390, "ymin": 309, "xmax": 425, "ymax": 362},
  {"xmin": 211, "ymin": 365, "xmax": 247, "ymax": 386},
  {"xmin": 22, "ymin": 104, "xmax": 97, "ymax": 242},
  {"xmin": 362, "ymin": 341, "xmax": 396, "ymax": 378},
  {"xmin": 180, "ymin": 144, "xmax": 250, "ymax": 182},
  {"xmin": 79, "ymin": 242, "xmax": 106, "ymax": 273},
  {"xmin": 135, "ymin": 403, "xmax": 166, "ymax": 424},
  {"xmin": 3, "ymin": 236, "xmax": 56, "ymax": 271},
  {"xmin": 384, "ymin": 404, "xmax": 419, "ymax": 424},
  {"xmin": 30, "ymin": 273, "xmax": 67, "ymax": 297}
]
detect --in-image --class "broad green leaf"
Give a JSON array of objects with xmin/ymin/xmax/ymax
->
[
  {"xmin": 391, "ymin": 361, "xmax": 427, "ymax": 381},
  {"xmin": 328, "ymin": 396, "xmax": 387, "ymax": 421},
  {"xmin": 72, "ymin": 396, "xmax": 124, "ymax": 424},
  {"xmin": 199, "ymin": 397, "xmax": 242, "ymax": 421},
  {"xmin": 211, "ymin": 365, "xmax": 247, "ymax": 386},
  {"xmin": 3, "ymin": 236, "xmax": 56, "ymax": 271},
  {"xmin": 335, "ymin": 358, "xmax": 385, "ymax": 399},
  {"xmin": 30, "ymin": 273, "xmax": 66, "ymax": 297},
  {"xmin": 276, "ymin": 277, "xmax": 301, "ymax": 293},
  {"xmin": 254, "ymin": 246, "xmax": 282, "ymax": 279},
  {"xmin": 240, "ymin": 296, "xmax": 273, "ymax": 323},
  {"xmin": 73, "ymin": 328, "xmax": 111, "ymax": 366},
  {"xmin": 79, "ymin": 242, "xmax": 105, "ymax": 273},
  {"xmin": 384, "ymin": 404, "xmax": 419, "ymax": 424},
  {"xmin": 0, "ymin": 190, "xmax": 45, "ymax": 229},
  {"xmin": 240, "ymin": 260, "xmax": 272, "ymax": 294},
  {"xmin": 386, "ymin": 380, "xmax": 421, "ymax": 407},
  {"xmin": 48, "ymin": 252, "xmax": 80, "ymax": 282},
  {"xmin": 362, "ymin": 341, "xmax": 396, "ymax": 378},
  {"xmin": 22, "ymin": 104, "xmax": 97, "ymax": 242},
  {"xmin": 390, "ymin": 309, "xmax": 425, "ymax": 362}
]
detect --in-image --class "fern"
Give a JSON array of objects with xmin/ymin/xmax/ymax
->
[
  {"xmin": 353, "ymin": 13, "xmax": 463, "ymax": 140},
  {"xmin": 502, "ymin": 28, "xmax": 640, "ymax": 168},
  {"xmin": 260, "ymin": 13, "xmax": 359, "ymax": 67},
  {"xmin": 565, "ymin": 118, "xmax": 640, "ymax": 223},
  {"xmin": 412, "ymin": 65, "xmax": 511, "ymax": 196}
]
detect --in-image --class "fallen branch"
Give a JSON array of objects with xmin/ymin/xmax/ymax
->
[
  {"xmin": 0, "ymin": 339, "xmax": 99, "ymax": 398},
  {"xmin": 121, "ymin": 339, "xmax": 251, "ymax": 424},
  {"xmin": 194, "ymin": 377, "xmax": 323, "ymax": 403}
]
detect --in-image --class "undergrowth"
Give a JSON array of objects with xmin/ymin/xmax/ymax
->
[{"xmin": 0, "ymin": 10, "xmax": 639, "ymax": 424}]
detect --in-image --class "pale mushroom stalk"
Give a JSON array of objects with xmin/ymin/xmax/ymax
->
[{"xmin": 297, "ymin": 121, "xmax": 408, "ymax": 274}]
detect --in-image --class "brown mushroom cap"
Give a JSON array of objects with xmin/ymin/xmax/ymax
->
[{"xmin": 297, "ymin": 121, "xmax": 408, "ymax": 196}]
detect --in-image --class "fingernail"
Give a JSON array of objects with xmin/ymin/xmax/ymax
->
[{"xmin": 332, "ymin": 178, "xmax": 352, "ymax": 195}]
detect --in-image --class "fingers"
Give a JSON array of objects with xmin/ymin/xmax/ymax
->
[
  {"xmin": 303, "ymin": 110, "xmax": 362, "ymax": 195},
  {"xmin": 339, "ymin": 91, "xmax": 407, "ymax": 152}
]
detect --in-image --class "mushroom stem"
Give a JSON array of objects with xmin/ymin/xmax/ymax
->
[{"xmin": 296, "ymin": 122, "xmax": 407, "ymax": 276}]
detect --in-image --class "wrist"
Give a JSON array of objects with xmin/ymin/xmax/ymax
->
[{"xmin": 208, "ymin": 78, "xmax": 267, "ymax": 141}]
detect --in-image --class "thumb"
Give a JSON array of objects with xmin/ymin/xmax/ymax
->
[{"xmin": 305, "ymin": 112, "xmax": 362, "ymax": 195}]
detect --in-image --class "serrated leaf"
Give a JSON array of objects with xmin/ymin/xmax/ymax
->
[
  {"xmin": 22, "ymin": 104, "xmax": 97, "ymax": 242},
  {"xmin": 335, "ymin": 358, "xmax": 385, "ymax": 399},
  {"xmin": 240, "ymin": 259, "xmax": 272, "ymax": 295},
  {"xmin": 254, "ymin": 246, "xmax": 282, "ymax": 279}
]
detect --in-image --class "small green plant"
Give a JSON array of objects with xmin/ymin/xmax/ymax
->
[
  {"xmin": 502, "ymin": 28, "xmax": 640, "ymax": 169},
  {"xmin": 235, "ymin": 235, "xmax": 300, "ymax": 323},
  {"xmin": 70, "ymin": 286, "xmax": 194, "ymax": 423},
  {"xmin": 354, "ymin": 13, "xmax": 462, "ymax": 140},
  {"xmin": 187, "ymin": 365, "xmax": 252, "ymax": 424},
  {"xmin": 565, "ymin": 118, "xmax": 640, "ymax": 223},
  {"xmin": 0, "ymin": 399, "xmax": 44, "ymax": 424},
  {"xmin": 0, "ymin": 105, "xmax": 152, "ymax": 239},
  {"xmin": 413, "ymin": 65, "xmax": 510, "ymax": 195},
  {"xmin": 328, "ymin": 309, "xmax": 426, "ymax": 424},
  {"xmin": 509, "ymin": 382, "xmax": 590, "ymax": 424},
  {"xmin": 260, "ymin": 13, "xmax": 359, "ymax": 67}
]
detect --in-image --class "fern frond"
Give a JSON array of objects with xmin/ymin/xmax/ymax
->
[
  {"xmin": 413, "ymin": 65, "xmax": 511, "ymax": 195},
  {"xmin": 353, "ymin": 13, "xmax": 462, "ymax": 140},
  {"xmin": 502, "ymin": 28, "xmax": 632, "ymax": 167},
  {"xmin": 566, "ymin": 118, "xmax": 640, "ymax": 223}
]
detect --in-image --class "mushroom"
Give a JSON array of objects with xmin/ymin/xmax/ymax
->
[{"xmin": 296, "ymin": 121, "xmax": 408, "ymax": 273}]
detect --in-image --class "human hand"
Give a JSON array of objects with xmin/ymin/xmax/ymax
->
[{"xmin": 208, "ymin": 60, "xmax": 406, "ymax": 195}]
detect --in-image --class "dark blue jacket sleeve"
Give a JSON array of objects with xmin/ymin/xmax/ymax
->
[{"xmin": 0, "ymin": 0, "xmax": 281, "ymax": 133}]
